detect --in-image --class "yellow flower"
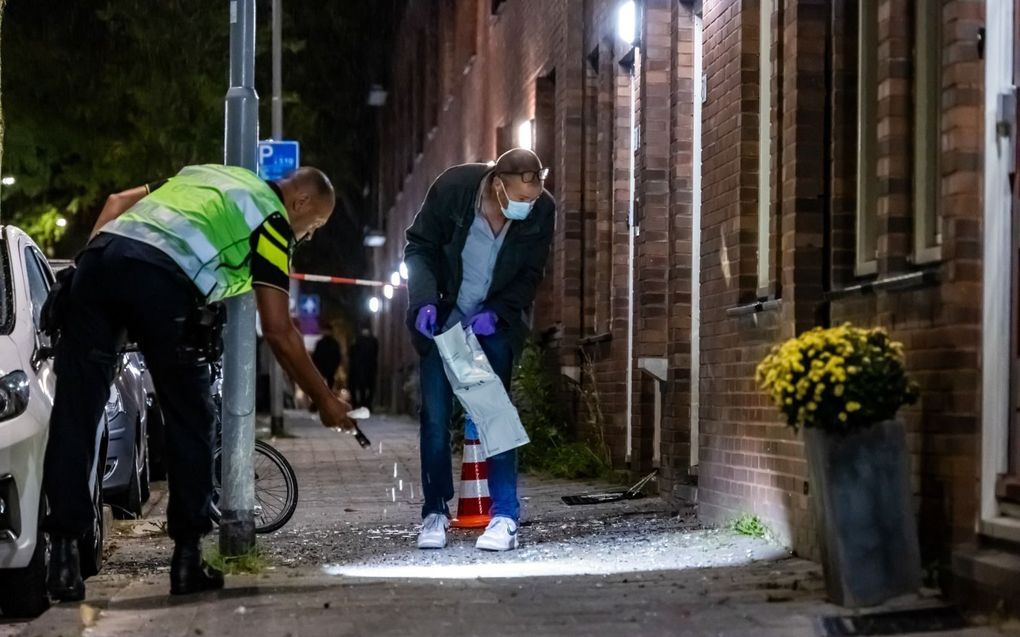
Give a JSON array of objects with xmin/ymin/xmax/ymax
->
[
  {"xmin": 846, "ymin": 401, "xmax": 861, "ymax": 413},
  {"xmin": 834, "ymin": 385, "xmax": 845, "ymax": 397},
  {"xmin": 838, "ymin": 412, "xmax": 848, "ymax": 422}
]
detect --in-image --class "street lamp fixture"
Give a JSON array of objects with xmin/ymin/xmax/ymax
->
[
  {"xmin": 617, "ymin": 1, "xmax": 637, "ymax": 46},
  {"xmin": 517, "ymin": 120, "xmax": 534, "ymax": 151},
  {"xmin": 368, "ymin": 296, "xmax": 381, "ymax": 313},
  {"xmin": 363, "ymin": 229, "xmax": 386, "ymax": 248}
]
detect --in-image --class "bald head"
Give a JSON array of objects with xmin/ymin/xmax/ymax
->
[
  {"xmin": 276, "ymin": 166, "xmax": 336, "ymax": 241},
  {"xmin": 283, "ymin": 167, "xmax": 335, "ymax": 205},
  {"xmin": 494, "ymin": 148, "xmax": 543, "ymax": 175},
  {"xmin": 490, "ymin": 148, "xmax": 546, "ymax": 210}
]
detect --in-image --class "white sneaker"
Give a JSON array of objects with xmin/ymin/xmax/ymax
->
[
  {"xmin": 417, "ymin": 513, "xmax": 450, "ymax": 549},
  {"xmin": 475, "ymin": 516, "xmax": 519, "ymax": 551}
]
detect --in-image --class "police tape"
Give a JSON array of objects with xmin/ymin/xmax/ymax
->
[{"xmin": 289, "ymin": 273, "xmax": 405, "ymax": 288}]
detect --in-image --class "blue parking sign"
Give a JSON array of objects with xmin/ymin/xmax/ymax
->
[{"xmin": 258, "ymin": 140, "xmax": 300, "ymax": 180}]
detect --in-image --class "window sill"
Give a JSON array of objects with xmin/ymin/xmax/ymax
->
[
  {"xmin": 981, "ymin": 517, "xmax": 1020, "ymax": 544},
  {"xmin": 579, "ymin": 332, "xmax": 613, "ymax": 346},
  {"xmin": 854, "ymin": 259, "xmax": 879, "ymax": 278},
  {"xmin": 910, "ymin": 246, "xmax": 943, "ymax": 266},
  {"xmin": 725, "ymin": 298, "xmax": 781, "ymax": 318},
  {"xmin": 826, "ymin": 268, "xmax": 939, "ymax": 301}
]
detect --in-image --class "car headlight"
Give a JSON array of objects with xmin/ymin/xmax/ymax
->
[
  {"xmin": 105, "ymin": 385, "xmax": 124, "ymax": 421},
  {"xmin": 0, "ymin": 371, "xmax": 30, "ymax": 421}
]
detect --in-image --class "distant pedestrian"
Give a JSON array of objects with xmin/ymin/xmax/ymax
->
[
  {"xmin": 405, "ymin": 148, "xmax": 555, "ymax": 552},
  {"xmin": 312, "ymin": 323, "xmax": 343, "ymax": 390},
  {"xmin": 349, "ymin": 324, "xmax": 379, "ymax": 408}
]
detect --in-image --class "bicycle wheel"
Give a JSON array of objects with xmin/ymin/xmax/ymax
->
[{"xmin": 209, "ymin": 440, "xmax": 299, "ymax": 534}]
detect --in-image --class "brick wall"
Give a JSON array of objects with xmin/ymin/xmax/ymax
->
[
  {"xmin": 696, "ymin": 0, "xmax": 800, "ymax": 544},
  {"xmin": 828, "ymin": 0, "xmax": 985, "ymax": 561},
  {"xmin": 662, "ymin": 1, "xmax": 697, "ymax": 498},
  {"xmin": 696, "ymin": 0, "xmax": 986, "ymax": 562}
]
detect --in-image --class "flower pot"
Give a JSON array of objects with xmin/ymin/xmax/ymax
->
[{"xmin": 803, "ymin": 420, "xmax": 921, "ymax": 608}]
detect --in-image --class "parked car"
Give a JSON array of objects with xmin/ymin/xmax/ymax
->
[
  {"xmin": 0, "ymin": 230, "xmax": 106, "ymax": 617},
  {"xmin": 136, "ymin": 356, "xmax": 167, "ymax": 481},
  {"xmin": 102, "ymin": 352, "xmax": 150, "ymax": 518}
]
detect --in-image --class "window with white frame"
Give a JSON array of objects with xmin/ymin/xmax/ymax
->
[
  {"xmin": 756, "ymin": 0, "xmax": 773, "ymax": 294},
  {"xmin": 913, "ymin": 0, "xmax": 942, "ymax": 262},
  {"xmin": 856, "ymin": 0, "xmax": 879, "ymax": 275}
]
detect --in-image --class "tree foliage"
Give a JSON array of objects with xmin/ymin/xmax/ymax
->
[
  {"xmin": 1, "ymin": 0, "xmax": 394, "ymax": 326},
  {"xmin": 2, "ymin": 1, "xmax": 226, "ymax": 250}
]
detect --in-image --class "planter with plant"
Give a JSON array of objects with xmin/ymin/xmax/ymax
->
[{"xmin": 756, "ymin": 324, "xmax": 922, "ymax": 608}]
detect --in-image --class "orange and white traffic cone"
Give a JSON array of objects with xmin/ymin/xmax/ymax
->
[{"xmin": 451, "ymin": 418, "xmax": 491, "ymax": 529}]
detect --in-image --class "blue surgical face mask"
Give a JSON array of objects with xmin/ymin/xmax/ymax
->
[{"xmin": 496, "ymin": 179, "xmax": 534, "ymax": 221}]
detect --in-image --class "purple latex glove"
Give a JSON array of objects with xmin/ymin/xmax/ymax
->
[
  {"xmin": 467, "ymin": 310, "xmax": 499, "ymax": 336},
  {"xmin": 415, "ymin": 304, "xmax": 437, "ymax": 338}
]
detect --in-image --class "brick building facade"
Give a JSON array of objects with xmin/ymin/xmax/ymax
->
[{"xmin": 370, "ymin": 0, "xmax": 1019, "ymax": 608}]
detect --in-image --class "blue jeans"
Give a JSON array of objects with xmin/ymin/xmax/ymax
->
[{"xmin": 419, "ymin": 330, "xmax": 519, "ymax": 522}]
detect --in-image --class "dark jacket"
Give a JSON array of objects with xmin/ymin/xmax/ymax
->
[
  {"xmin": 403, "ymin": 163, "xmax": 556, "ymax": 358},
  {"xmin": 311, "ymin": 334, "xmax": 342, "ymax": 383},
  {"xmin": 349, "ymin": 334, "xmax": 379, "ymax": 382}
]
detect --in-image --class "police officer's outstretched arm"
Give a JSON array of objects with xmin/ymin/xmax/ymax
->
[
  {"xmin": 255, "ymin": 285, "xmax": 355, "ymax": 430},
  {"xmin": 90, "ymin": 183, "xmax": 161, "ymax": 240}
]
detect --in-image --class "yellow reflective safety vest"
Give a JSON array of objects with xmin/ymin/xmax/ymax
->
[{"xmin": 103, "ymin": 164, "xmax": 288, "ymax": 302}]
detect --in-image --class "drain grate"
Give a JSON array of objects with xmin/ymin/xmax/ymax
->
[{"xmin": 815, "ymin": 606, "xmax": 969, "ymax": 636}]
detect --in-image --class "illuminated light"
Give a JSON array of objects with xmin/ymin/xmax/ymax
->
[
  {"xmin": 517, "ymin": 120, "xmax": 534, "ymax": 151},
  {"xmin": 399, "ymin": 262, "xmax": 409, "ymax": 280},
  {"xmin": 368, "ymin": 297, "xmax": 381, "ymax": 313},
  {"xmin": 363, "ymin": 230, "xmax": 386, "ymax": 248},
  {"xmin": 383, "ymin": 284, "xmax": 394, "ymax": 299},
  {"xmin": 390, "ymin": 271, "xmax": 401, "ymax": 287},
  {"xmin": 617, "ymin": 1, "xmax": 637, "ymax": 46}
]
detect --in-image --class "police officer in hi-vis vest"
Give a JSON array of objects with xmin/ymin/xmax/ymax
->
[{"xmin": 43, "ymin": 165, "xmax": 355, "ymax": 600}]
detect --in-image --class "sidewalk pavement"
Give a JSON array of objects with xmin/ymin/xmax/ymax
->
[{"xmin": 7, "ymin": 412, "xmax": 1014, "ymax": 637}]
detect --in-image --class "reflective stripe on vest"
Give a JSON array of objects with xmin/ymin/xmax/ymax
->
[{"xmin": 103, "ymin": 165, "xmax": 287, "ymax": 301}]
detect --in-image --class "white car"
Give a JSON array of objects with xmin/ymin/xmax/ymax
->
[{"xmin": 0, "ymin": 228, "xmax": 105, "ymax": 617}]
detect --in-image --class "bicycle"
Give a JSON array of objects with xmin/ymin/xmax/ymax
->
[
  {"xmin": 207, "ymin": 362, "xmax": 299, "ymax": 534},
  {"xmin": 209, "ymin": 438, "xmax": 299, "ymax": 534}
]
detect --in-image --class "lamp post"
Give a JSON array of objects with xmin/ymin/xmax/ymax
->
[{"xmin": 221, "ymin": 0, "xmax": 259, "ymax": 556}]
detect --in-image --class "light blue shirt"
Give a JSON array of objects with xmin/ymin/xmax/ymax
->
[{"xmin": 444, "ymin": 204, "xmax": 511, "ymax": 330}]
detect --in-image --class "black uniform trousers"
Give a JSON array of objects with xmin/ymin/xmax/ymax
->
[{"xmin": 43, "ymin": 236, "xmax": 215, "ymax": 542}]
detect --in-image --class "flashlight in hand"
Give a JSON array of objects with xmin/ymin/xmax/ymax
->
[
  {"xmin": 341, "ymin": 407, "xmax": 371, "ymax": 448},
  {"xmin": 352, "ymin": 426, "xmax": 371, "ymax": 448}
]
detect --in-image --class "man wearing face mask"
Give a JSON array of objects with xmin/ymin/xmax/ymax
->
[
  {"xmin": 404, "ymin": 148, "xmax": 555, "ymax": 552},
  {"xmin": 43, "ymin": 165, "xmax": 355, "ymax": 601}
]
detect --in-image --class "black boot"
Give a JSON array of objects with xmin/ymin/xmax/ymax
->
[
  {"xmin": 170, "ymin": 541, "xmax": 224, "ymax": 595},
  {"xmin": 47, "ymin": 536, "xmax": 85, "ymax": 602}
]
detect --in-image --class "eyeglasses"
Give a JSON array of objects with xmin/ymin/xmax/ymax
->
[{"xmin": 500, "ymin": 168, "xmax": 550, "ymax": 184}]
